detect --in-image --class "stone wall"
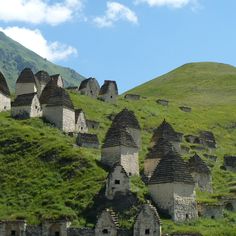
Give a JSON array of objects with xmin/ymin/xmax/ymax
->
[
  {"xmin": 124, "ymin": 94, "xmax": 140, "ymax": 101},
  {"xmin": 197, "ymin": 203, "xmax": 223, "ymax": 219},
  {"xmin": 0, "ymin": 220, "xmax": 26, "ymax": 236},
  {"xmin": 0, "ymin": 92, "xmax": 11, "ymax": 112},
  {"xmin": 191, "ymin": 172, "xmax": 212, "ymax": 193},
  {"xmin": 12, "ymin": 96, "xmax": 42, "ymax": 118},
  {"xmin": 133, "ymin": 205, "xmax": 161, "ymax": 236},
  {"xmin": 173, "ymin": 183, "xmax": 197, "ymax": 221},
  {"xmin": 75, "ymin": 112, "xmax": 88, "ymax": 133},
  {"xmin": 148, "ymin": 183, "xmax": 174, "ymax": 217},
  {"xmin": 105, "ymin": 164, "xmax": 130, "ymax": 200},
  {"xmin": 68, "ymin": 228, "xmax": 95, "ymax": 236},
  {"xmin": 63, "ymin": 108, "xmax": 75, "ymax": 133},
  {"xmin": 43, "ymin": 105, "xmax": 63, "ymax": 129},
  {"xmin": 16, "ymin": 83, "xmax": 37, "ymax": 96},
  {"xmin": 26, "ymin": 225, "xmax": 42, "ymax": 236},
  {"xmin": 31, "ymin": 95, "xmax": 42, "ymax": 117},
  {"xmin": 95, "ymin": 211, "xmax": 118, "ymax": 236},
  {"xmin": 11, "ymin": 105, "xmax": 32, "ymax": 118},
  {"xmin": 149, "ymin": 183, "xmax": 197, "ymax": 221},
  {"xmin": 120, "ymin": 146, "xmax": 139, "ymax": 176},
  {"xmin": 101, "ymin": 146, "xmax": 121, "ymax": 168},
  {"xmin": 42, "ymin": 221, "xmax": 70, "ymax": 236},
  {"xmin": 223, "ymin": 198, "xmax": 236, "ymax": 212}
]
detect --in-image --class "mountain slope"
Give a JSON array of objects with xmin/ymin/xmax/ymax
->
[
  {"xmin": 0, "ymin": 31, "xmax": 85, "ymax": 90},
  {"xmin": 0, "ymin": 62, "xmax": 235, "ymax": 235},
  {"xmin": 127, "ymin": 62, "xmax": 236, "ymax": 106}
]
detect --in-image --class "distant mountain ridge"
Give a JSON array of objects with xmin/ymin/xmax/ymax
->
[{"xmin": 0, "ymin": 31, "xmax": 85, "ymax": 91}]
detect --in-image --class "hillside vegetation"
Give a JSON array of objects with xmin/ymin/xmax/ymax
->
[
  {"xmin": 128, "ymin": 62, "xmax": 236, "ymax": 106},
  {"xmin": 0, "ymin": 31, "xmax": 85, "ymax": 90},
  {"xmin": 0, "ymin": 62, "xmax": 235, "ymax": 235}
]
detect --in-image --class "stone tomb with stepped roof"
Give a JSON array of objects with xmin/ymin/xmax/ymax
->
[
  {"xmin": 187, "ymin": 153, "xmax": 213, "ymax": 193},
  {"xmin": 148, "ymin": 150, "xmax": 198, "ymax": 222}
]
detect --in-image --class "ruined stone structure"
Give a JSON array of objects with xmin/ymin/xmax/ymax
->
[
  {"xmin": 187, "ymin": 154, "xmax": 212, "ymax": 192},
  {"xmin": 223, "ymin": 155, "xmax": 236, "ymax": 172},
  {"xmin": 43, "ymin": 87, "xmax": 75, "ymax": 133},
  {"xmin": 148, "ymin": 150, "xmax": 198, "ymax": 222},
  {"xmin": 78, "ymin": 77, "xmax": 100, "ymax": 98},
  {"xmin": 105, "ymin": 163, "xmax": 130, "ymax": 200},
  {"xmin": 76, "ymin": 133, "xmax": 99, "ymax": 149},
  {"xmin": 101, "ymin": 123, "xmax": 139, "ymax": 176},
  {"xmin": 179, "ymin": 106, "xmax": 192, "ymax": 112},
  {"xmin": 184, "ymin": 135, "xmax": 200, "ymax": 144},
  {"xmin": 16, "ymin": 68, "xmax": 37, "ymax": 96},
  {"xmin": 95, "ymin": 209, "xmax": 119, "ymax": 236},
  {"xmin": 197, "ymin": 203, "xmax": 223, "ymax": 219},
  {"xmin": 151, "ymin": 120, "xmax": 183, "ymax": 153},
  {"xmin": 99, "ymin": 80, "xmax": 118, "ymax": 103},
  {"xmin": 223, "ymin": 197, "xmax": 236, "ymax": 212},
  {"xmin": 156, "ymin": 99, "xmax": 169, "ymax": 106},
  {"xmin": 11, "ymin": 93, "xmax": 42, "ymax": 118},
  {"xmin": 199, "ymin": 131, "xmax": 216, "ymax": 149},
  {"xmin": 50, "ymin": 74, "xmax": 64, "ymax": 88},
  {"xmin": 35, "ymin": 70, "xmax": 51, "ymax": 96},
  {"xmin": 144, "ymin": 138, "xmax": 175, "ymax": 179},
  {"xmin": 42, "ymin": 220, "xmax": 70, "ymax": 236},
  {"xmin": 86, "ymin": 120, "xmax": 100, "ymax": 130},
  {"xmin": 67, "ymin": 228, "xmax": 95, "ymax": 236},
  {"xmin": 133, "ymin": 203, "xmax": 161, "ymax": 236},
  {"xmin": 0, "ymin": 71, "xmax": 11, "ymax": 112},
  {"xmin": 124, "ymin": 94, "xmax": 140, "ymax": 101},
  {"xmin": 0, "ymin": 220, "xmax": 26, "ymax": 236},
  {"xmin": 112, "ymin": 108, "xmax": 141, "ymax": 149},
  {"xmin": 75, "ymin": 109, "xmax": 88, "ymax": 133}
]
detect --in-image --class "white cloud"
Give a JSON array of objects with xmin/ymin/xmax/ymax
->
[
  {"xmin": 94, "ymin": 2, "xmax": 138, "ymax": 28},
  {"xmin": 0, "ymin": 0, "xmax": 83, "ymax": 25},
  {"xmin": 0, "ymin": 27, "xmax": 77, "ymax": 61},
  {"xmin": 134, "ymin": 0, "xmax": 196, "ymax": 8}
]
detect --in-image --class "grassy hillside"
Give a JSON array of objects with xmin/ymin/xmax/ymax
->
[
  {"xmin": 0, "ymin": 31, "xmax": 85, "ymax": 90},
  {"xmin": 127, "ymin": 62, "xmax": 236, "ymax": 106},
  {"xmin": 0, "ymin": 62, "xmax": 235, "ymax": 235}
]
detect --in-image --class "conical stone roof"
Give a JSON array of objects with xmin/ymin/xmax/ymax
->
[
  {"xmin": 35, "ymin": 70, "xmax": 51, "ymax": 84},
  {"xmin": 187, "ymin": 153, "xmax": 210, "ymax": 174},
  {"xmin": 16, "ymin": 68, "xmax": 36, "ymax": 84},
  {"xmin": 113, "ymin": 108, "xmax": 141, "ymax": 130},
  {"xmin": 146, "ymin": 138, "xmax": 175, "ymax": 159},
  {"xmin": 152, "ymin": 119, "xmax": 182, "ymax": 143},
  {"xmin": 149, "ymin": 150, "xmax": 194, "ymax": 185},
  {"xmin": 102, "ymin": 123, "xmax": 138, "ymax": 148}
]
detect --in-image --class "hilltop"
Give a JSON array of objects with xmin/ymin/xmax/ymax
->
[
  {"xmin": 128, "ymin": 62, "xmax": 236, "ymax": 106},
  {"xmin": 0, "ymin": 31, "xmax": 85, "ymax": 90},
  {"xmin": 0, "ymin": 62, "xmax": 235, "ymax": 235}
]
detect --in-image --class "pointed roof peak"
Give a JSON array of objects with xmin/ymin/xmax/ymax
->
[
  {"xmin": 0, "ymin": 71, "xmax": 10, "ymax": 97},
  {"xmin": 112, "ymin": 108, "xmax": 141, "ymax": 130},
  {"xmin": 146, "ymin": 137, "xmax": 176, "ymax": 159},
  {"xmin": 188, "ymin": 153, "xmax": 210, "ymax": 174},
  {"xmin": 102, "ymin": 124, "xmax": 138, "ymax": 148},
  {"xmin": 149, "ymin": 150, "xmax": 194, "ymax": 185},
  {"xmin": 17, "ymin": 68, "xmax": 36, "ymax": 84}
]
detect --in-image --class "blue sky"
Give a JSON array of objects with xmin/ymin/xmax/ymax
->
[{"xmin": 0, "ymin": 0, "xmax": 236, "ymax": 93}]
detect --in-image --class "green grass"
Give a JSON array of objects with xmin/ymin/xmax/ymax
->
[{"xmin": 0, "ymin": 62, "xmax": 236, "ymax": 234}]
